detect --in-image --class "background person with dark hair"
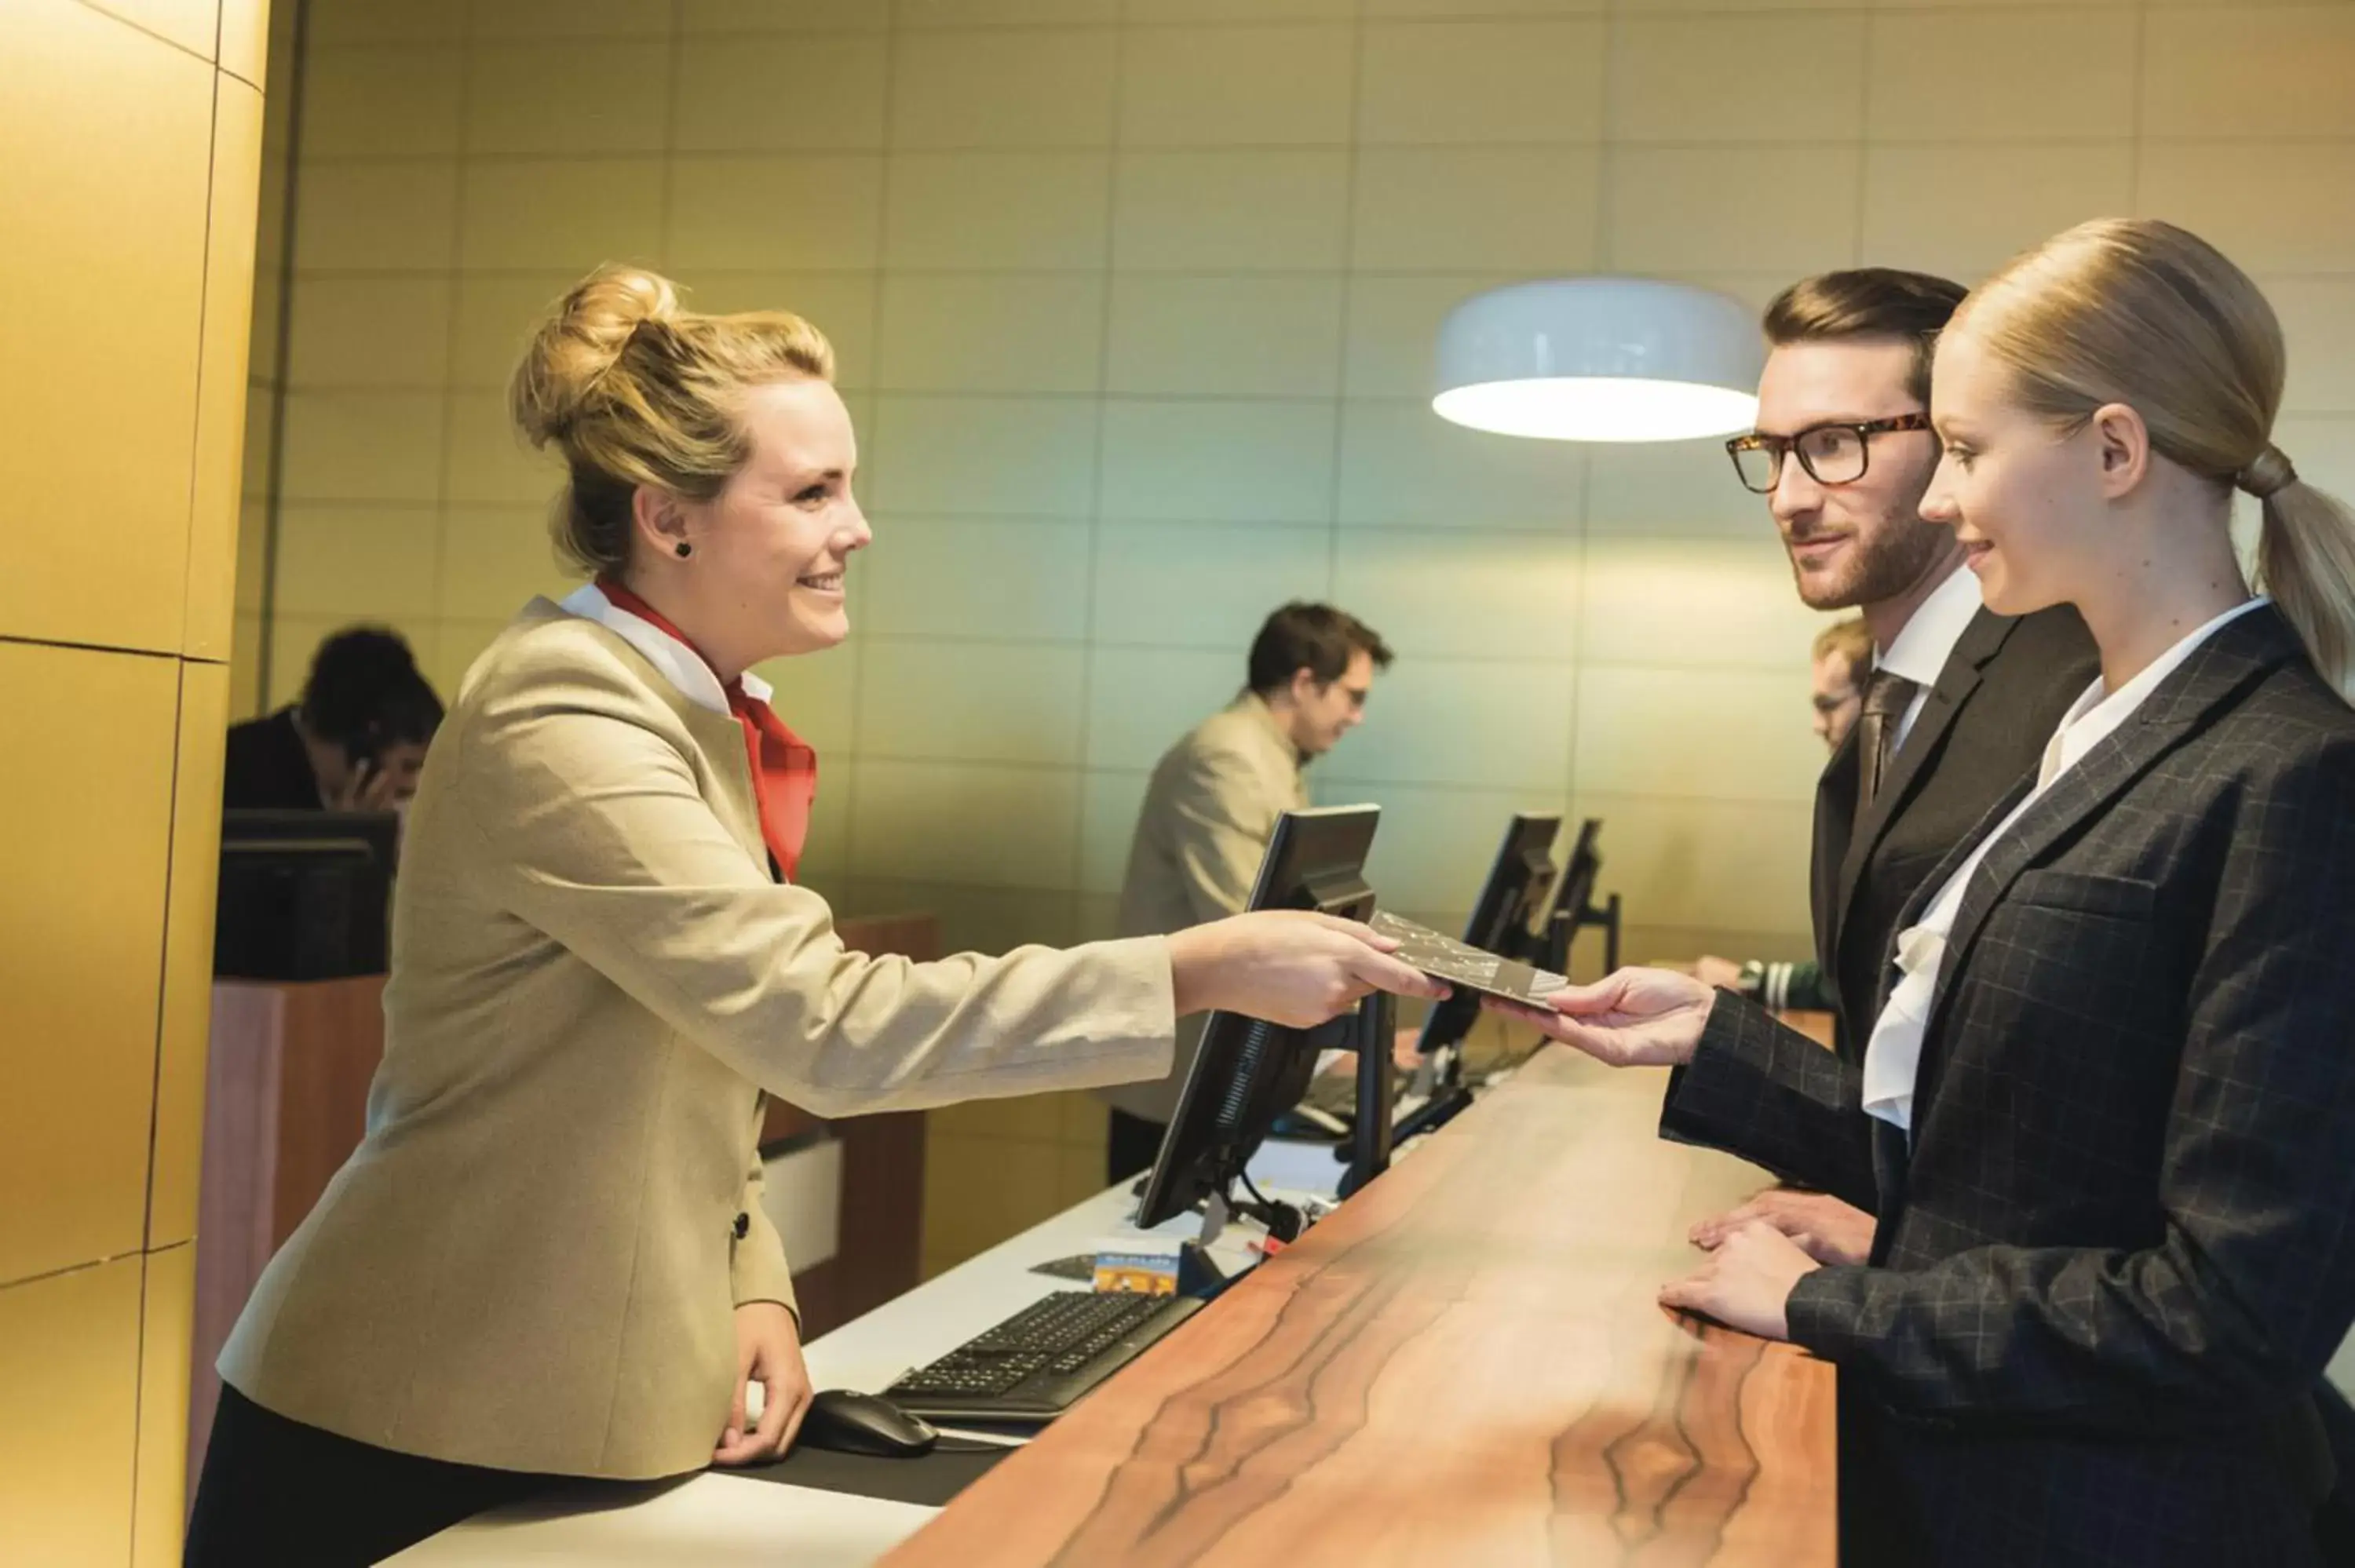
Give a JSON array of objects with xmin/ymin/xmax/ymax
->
[
  {"xmin": 223, "ymin": 626, "xmax": 445, "ymax": 811},
  {"xmin": 1099, "ymin": 600, "xmax": 1395, "ymax": 1180}
]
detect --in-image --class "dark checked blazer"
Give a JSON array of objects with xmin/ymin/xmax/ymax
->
[
  {"xmin": 1810, "ymin": 603, "xmax": 2098, "ymax": 1056},
  {"xmin": 1663, "ymin": 605, "xmax": 2355, "ymax": 1566}
]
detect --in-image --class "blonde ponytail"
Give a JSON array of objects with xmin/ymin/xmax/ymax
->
[
  {"xmin": 1961, "ymin": 219, "xmax": 2355, "ymax": 705},
  {"xmin": 2256, "ymin": 475, "xmax": 2355, "ymax": 701}
]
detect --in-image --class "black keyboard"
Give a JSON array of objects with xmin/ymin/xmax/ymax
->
[{"xmin": 883, "ymin": 1289, "xmax": 1203, "ymax": 1424}]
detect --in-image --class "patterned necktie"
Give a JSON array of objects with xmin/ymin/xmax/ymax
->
[{"xmin": 1855, "ymin": 668, "xmax": 1922, "ymax": 826}]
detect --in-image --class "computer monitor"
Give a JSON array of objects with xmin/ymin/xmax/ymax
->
[
  {"xmin": 1536, "ymin": 818, "xmax": 1615, "ymax": 975},
  {"xmin": 1135, "ymin": 805, "xmax": 1393, "ymax": 1232},
  {"xmin": 1411, "ymin": 812, "xmax": 1562, "ymax": 1060},
  {"xmin": 1387, "ymin": 816, "xmax": 1616, "ymax": 1147},
  {"xmin": 214, "ymin": 809, "xmax": 400, "ymax": 981}
]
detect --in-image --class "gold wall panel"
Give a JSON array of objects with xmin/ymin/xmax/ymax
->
[
  {"xmin": 0, "ymin": 1258, "xmax": 142, "ymax": 1565},
  {"xmin": 132, "ymin": 1243, "xmax": 198, "ymax": 1568},
  {"xmin": 186, "ymin": 78, "xmax": 267, "ymax": 662},
  {"xmin": 220, "ymin": 0, "xmax": 268, "ymax": 86},
  {"xmin": 88, "ymin": 0, "xmax": 220, "ymax": 59},
  {"xmin": 150, "ymin": 661, "xmax": 231, "ymax": 1249},
  {"xmin": 0, "ymin": 643, "xmax": 180, "ymax": 1285},
  {"xmin": 0, "ymin": 0, "xmax": 212, "ymax": 653}
]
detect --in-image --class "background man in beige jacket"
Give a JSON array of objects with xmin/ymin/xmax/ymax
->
[{"xmin": 1102, "ymin": 602, "xmax": 1394, "ymax": 1179}]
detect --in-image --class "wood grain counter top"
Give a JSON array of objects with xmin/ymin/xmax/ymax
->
[{"xmin": 882, "ymin": 1043, "xmax": 1835, "ymax": 1566}]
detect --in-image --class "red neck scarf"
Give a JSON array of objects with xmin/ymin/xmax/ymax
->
[{"xmin": 595, "ymin": 578, "xmax": 818, "ymax": 883}]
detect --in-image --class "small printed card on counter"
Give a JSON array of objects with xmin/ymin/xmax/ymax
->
[{"xmin": 1090, "ymin": 1238, "xmax": 1181, "ymax": 1296}]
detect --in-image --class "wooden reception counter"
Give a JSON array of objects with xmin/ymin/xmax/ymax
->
[{"xmin": 881, "ymin": 1044, "xmax": 1836, "ymax": 1568}]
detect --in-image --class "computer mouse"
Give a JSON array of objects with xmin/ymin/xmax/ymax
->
[{"xmin": 795, "ymin": 1388, "xmax": 938, "ymax": 1459}]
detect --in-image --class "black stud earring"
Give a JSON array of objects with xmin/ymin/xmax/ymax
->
[{"xmin": 675, "ymin": 541, "xmax": 692, "ymax": 559}]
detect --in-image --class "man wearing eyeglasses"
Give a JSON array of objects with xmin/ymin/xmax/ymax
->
[
  {"xmin": 1722, "ymin": 268, "xmax": 2098, "ymax": 1069},
  {"xmin": 1100, "ymin": 601, "xmax": 1394, "ymax": 1181},
  {"xmin": 1685, "ymin": 272, "xmax": 2098, "ymax": 1278}
]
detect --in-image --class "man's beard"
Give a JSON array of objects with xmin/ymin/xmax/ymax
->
[{"xmin": 1787, "ymin": 502, "xmax": 1952, "ymax": 613}]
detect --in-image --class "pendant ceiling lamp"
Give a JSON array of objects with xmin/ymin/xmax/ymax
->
[{"xmin": 1433, "ymin": 278, "xmax": 1762, "ymax": 443}]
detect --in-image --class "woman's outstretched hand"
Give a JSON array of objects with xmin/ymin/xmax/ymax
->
[
  {"xmin": 1168, "ymin": 910, "xmax": 1448, "ymax": 1028},
  {"xmin": 1480, "ymin": 965, "xmax": 1718, "ymax": 1067},
  {"xmin": 1659, "ymin": 1220, "xmax": 1817, "ymax": 1341}
]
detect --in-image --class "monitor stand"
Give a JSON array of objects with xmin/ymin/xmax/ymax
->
[
  {"xmin": 1187, "ymin": 990, "xmax": 1400, "ymax": 1280},
  {"xmin": 1545, "ymin": 890, "xmax": 1622, "ymax": 977},
  {"xmin": 1175, "ymin": 1193, "xmax": 1236, "ymax": 1298},
  {"xmin": 1391, "ymin": 1061, "xmax": 1476, "ymax": 1146},
  {"xmin": 1336, "ymin": 988, "xmax": 1396, "ymax": 1199},
  {"xmin": 1198, "ymin": 1185, "xmax": 1305, "ymax": 1250},
  {"xmin": 1181, "ymin": 1176, "xmax": 1298, "ymax": 1301}
]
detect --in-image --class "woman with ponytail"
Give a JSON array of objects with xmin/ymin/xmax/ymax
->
[
  {"xmin": 1498, "ymin": 219, "xmax": 2355, "ymax": 1566},
  {"xmin": 181, "ymin": 267, "xmax": 1444, "ymax": 1564}
]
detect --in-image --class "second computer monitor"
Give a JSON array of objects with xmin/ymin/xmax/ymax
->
[
  {"xmin": 1412, "ymin": 811, "xmax": 1563, "ymax": 1058},
  {"xmin": 1134, "ymin": 804, "xmax": 1380, "ymax": 1231},
  {"xmin": 1536, "ymin": 818, "xmax": 1607, "ymax": 970}
]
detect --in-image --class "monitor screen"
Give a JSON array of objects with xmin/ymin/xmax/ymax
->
[
  {"xmin": 1537, "ymin": 818, "xmax": 1604, "ymax": 954},
  {"xmin": 1411, "ymin": 812, "xmax": 1562, "ymax": 1059},
  {"xmin": 220, "ymin": 808, "xmax": 401, "ymax": 874},
  {"xmin": 1134, "ymin": 805, "xmax": 1379, "ymax": 1231},
  {"xmin": 214, "ymin": 809, "xmax": 400, "ymax": 981}
]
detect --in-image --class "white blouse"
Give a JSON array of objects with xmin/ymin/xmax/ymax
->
[{"xmin": 1860, "ymin": 596, "xmax": 2270, "ymax": 1132}]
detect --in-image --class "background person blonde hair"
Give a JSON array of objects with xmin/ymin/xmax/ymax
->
[
  {"xmin": 1808, "ymin": 614, "xmax": 1873, "ymax": 749},
  {"xmin": 1501, "ymin": 219, "xmax": 2355, "ymax": 1565},
  {"xmin": 185, "ymin": 266, "xmax": 1444, "ymax": 1566}
]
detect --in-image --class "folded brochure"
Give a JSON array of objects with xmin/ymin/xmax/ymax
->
[{"xmin": 1369, "ymin": 910, "xmax": 1568, "ymax": 1006}]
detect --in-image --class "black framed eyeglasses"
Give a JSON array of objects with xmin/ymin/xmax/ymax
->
[{"xmin": 1725, "ymin": 413, "xmax": 1936, "ymax": 494}]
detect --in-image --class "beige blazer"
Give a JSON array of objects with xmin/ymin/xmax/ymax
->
[
  {"xmin": 218, "ymin": 600, "xmax": 1175, "ymax": 1480},
  {"xmin": 1099, "ymin": 695, "xmax": 1308, "ymax": 1125}
]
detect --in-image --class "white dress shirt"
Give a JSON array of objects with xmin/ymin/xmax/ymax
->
[
  {"xmin": 1874, "ymin": 561, "xmax": 1986, "ymax": 752},
  {"xmin": 1860, "ymin": 596, "xmax": 2270, "ymax": 1132}
]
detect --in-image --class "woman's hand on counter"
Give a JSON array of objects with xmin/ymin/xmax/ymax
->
[
  {"xmin": 714, "ymin": 1300, "xmax": 811, "ymax": 1466},
  {"xmin": 1694, "ymin": 1188, "xmax": 1876, "ymax": 1268},
  {"xmin": 1658, "ymin": 1220, "xmax": 1818, "ymax": 1342},
  {"xmin": 1480, "ymin": 966, "xmax": 1715, "ymax": 1068},
  {"xmin": 1167, "ymin": 911, "xmax": 1448, "ymax": 1028}
]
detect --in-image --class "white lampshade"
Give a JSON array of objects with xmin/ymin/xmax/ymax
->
[{"xmin": 1433, "ymin": 278, "xmax": 1763, "ymax": 443}]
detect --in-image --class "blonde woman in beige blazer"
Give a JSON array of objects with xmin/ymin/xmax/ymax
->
[{"xmin": 184, "ymin": 267, "xmax": 1441, "ymax": 1567}]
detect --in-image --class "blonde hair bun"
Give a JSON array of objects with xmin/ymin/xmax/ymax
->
[
  {"xmin": 507, "ymin": 264, "xmax": 836, "ymax": 577},
  {"xmin": 511, "ymin": 265, "xmax": 682, "ymax": 450}
]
